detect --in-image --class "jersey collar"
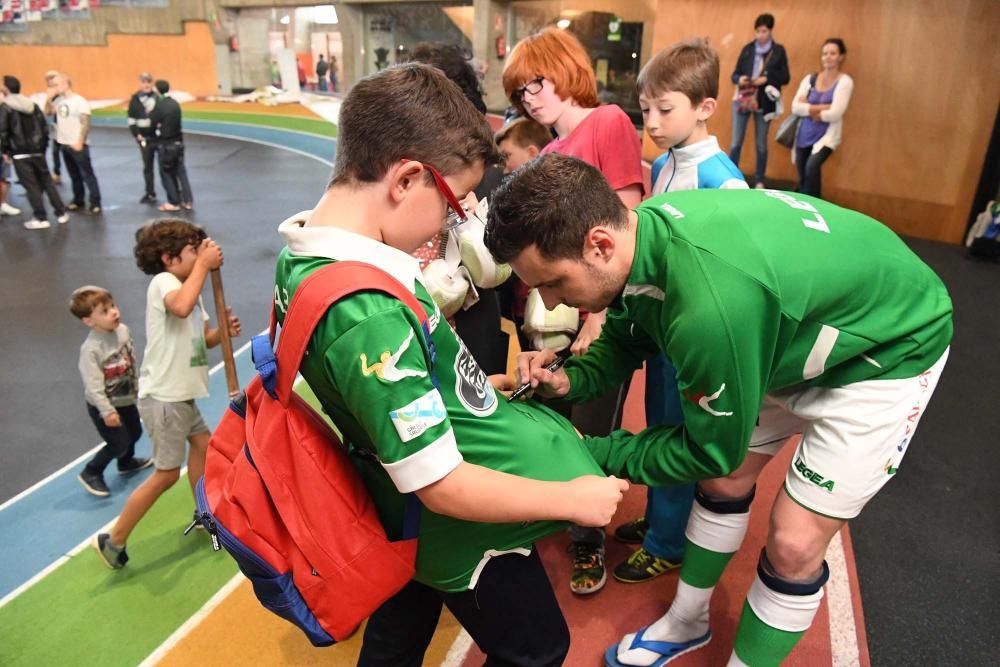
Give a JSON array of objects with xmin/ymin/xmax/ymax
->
[
  {"xmin": 671, "ymin": 136, "xmax": 723, "ymax": 168},
  {"xmin": 621, "ymin": 208, "xmax": 671, "ymax": 308},
  {"xmin": 278, "ymin": 211, "xmax": 424, "ymax": 293}
]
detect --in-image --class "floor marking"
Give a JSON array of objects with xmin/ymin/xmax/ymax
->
[
  {"xmin": 827, "ymin": 530, "xmax": 862, "ymax": 666},
  {"xmin": 441, "ymin": 629, "xmax": 474, "ymax": 667}
]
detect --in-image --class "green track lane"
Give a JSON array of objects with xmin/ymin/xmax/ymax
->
[{"xmin": 92, "ymin": 107, "xmax": 337, "ymax": 138}]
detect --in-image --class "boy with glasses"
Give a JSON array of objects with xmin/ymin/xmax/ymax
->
[{"xmin": 273, "ymin": 63, "xmax": 629, "ymax": 667}]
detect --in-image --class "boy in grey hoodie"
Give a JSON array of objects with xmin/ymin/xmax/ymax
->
[{"xmin": 70, "ymin": 286, "xmax": 152, "ymax": 497}]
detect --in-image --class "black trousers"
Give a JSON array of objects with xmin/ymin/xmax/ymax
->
[
  {"xmin": 50, "ymin": 136, "xmax": 61, "ymax": 175},
  {"xmin": 158, "ymin": 140, "xmax": 193, "ymax": 205},
  {"xmin": 794, "ymin": 145, "xmax": 834, "ymax": 198},
  {"xmin": 61, "ymin": 144, "xmax": 101, "ymax": 207},
  {"xmin": 359, "ymin": 549, "xmax": 569, "ymax": 667},
  {"xmin": 12, "ymin": 155, "xmax": 65, "ymax": 219},
  {"xmin": 138, "ymin": 139, "xmax": 157, "ymax": 196},
  {"xmin": 84, "ymin": 403, "xmax": 142, "ymax": 475}
]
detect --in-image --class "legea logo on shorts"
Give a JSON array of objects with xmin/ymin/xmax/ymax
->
[
  {"xmin": 794, "ymin": 456, "xmax": 835, "ymax": 493},
  {"xmin": 389, "ymin": 389, "xmax": 447, "ymax": 443}
]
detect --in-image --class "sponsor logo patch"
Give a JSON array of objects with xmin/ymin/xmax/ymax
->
[
  {"xmin": 453, "ymin": 339, "xmax": 497, "ymax": 417},
  {"xmin": 360, "ymin": 329, "xmax": 427, "ymax": 383},
  {"xmin": 389, "ymin": 389, "xmax": 447, "ymax": 443},
  {"xmin": 794, "ymin": 456, "xmax": 836, "ymax": 492}
]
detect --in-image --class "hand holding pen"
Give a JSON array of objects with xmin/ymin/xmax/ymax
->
[{"xmin": 508, "ymin": 352, "xmax": 570, "ymax": 402}]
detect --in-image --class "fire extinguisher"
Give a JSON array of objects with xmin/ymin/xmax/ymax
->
[
  {"xmin": 495, "ymin": 34, "xmax": 507, "ymax": 59},
  {"xmin": 228, "ymin": 34, "xmax": 240, "ymax": 52}
]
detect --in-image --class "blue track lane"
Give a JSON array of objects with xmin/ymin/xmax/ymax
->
[{"xmin": 0, "ymin": 117, "xmax": 336, "ymax": 600}]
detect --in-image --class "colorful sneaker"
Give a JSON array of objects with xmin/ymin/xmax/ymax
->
[
  {"xmin": 613, "ymin": 547, "xmax": 682, "ymax": 584},
  {"xmin": 93, "ymin": 533, "xmax": 128, "ymax": 569},
  {"xmin": 78, "ymin": 470, "xmax": 110, "ymax": 497},
  {"xmin": 568, "ymin": 541, "xmax": 606, "ymax": 595},
  {"xmin": 613, "ymin": 516, "xmax": 649, "ymax": 544},
  {"xmin": 117, "ymin": 457, "xmax": 153, "ymax": 475}
]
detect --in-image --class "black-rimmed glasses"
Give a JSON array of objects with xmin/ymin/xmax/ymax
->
[{"xmin": 511, "ymin": 77, "xmax": 545, "ymax": 104}]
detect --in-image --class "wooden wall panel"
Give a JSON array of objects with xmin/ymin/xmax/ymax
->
[
  {"xmin": 0, "ymin": 22, "xmax": 217, "ymax": 100},
  {"xmin": 646, "ymin": 0, "xmax": 1000, "ymax": 243}
]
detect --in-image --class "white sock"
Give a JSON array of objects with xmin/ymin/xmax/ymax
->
[{"xmin": 614, "ymin": 580, "xmax": 712, "ymax": 666}]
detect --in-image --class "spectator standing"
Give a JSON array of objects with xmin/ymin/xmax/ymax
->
[
  {"xmin": 45, "ymin": 71, "xmax": 102, "ymax": 214},
  {"xmin": 315, "ymin": 55, "xmax": 329, "ymax": 92},
  {"xmin": 728, "ymin": 13, "xmax": 790, "ymax": 188},
  {"xmin": 791, "ymin": 38, "xmax": 854, "ymax": 198},
  {"xmin": 34, "ymin": 71, "xmax": 62, "ymax": 184},
  {"xmin": 0, "ymin": 75, "xmax": 68, "ymax": 230},
  {"xmin": 150, "ymin": 80, "xmax": 193, "ymax": 212},
  {"xmin": 127, "ymin": 73, "xmax": 159, "ymax": 204},
  {"xmin": 328, "ymin": 56, "xmax": 339, "ymax": 92}
]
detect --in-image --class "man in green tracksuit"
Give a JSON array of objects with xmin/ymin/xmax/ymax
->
[{"xmin": 484, "ymin": 153, "xmax": 952, "ymax": 667}]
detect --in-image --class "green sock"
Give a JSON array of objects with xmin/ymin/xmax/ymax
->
[
  {"xmin": 732, "ymin": 600, "xmax": 805, "ymax": 666},
  {"xmin": 678, "ymin": 538, "xmax": 736, "ymax": 589}
]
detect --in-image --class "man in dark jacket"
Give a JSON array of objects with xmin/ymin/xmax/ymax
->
[
  {"xmin": 728, "ymin": 13, "xmax": 791, "ymax": 188},
  {"xmin": 0, "ymin": 75, "xmax": 68, "ymax": 230},
  {"xmin": 315, "ymin": 55, "xmax": 329, "ymax": 92},
  {"xmin": 149, "ymin": 79, "xmax": 192, "ymax": 211},
  {"xmin": 127, "ymin": 72, "xmax": 159, "ymax": 203}
]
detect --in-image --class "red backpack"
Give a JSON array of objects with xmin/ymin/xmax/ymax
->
[{"xmin": 194, "ymin": 261, "xmax": 434, "ymax": 646}]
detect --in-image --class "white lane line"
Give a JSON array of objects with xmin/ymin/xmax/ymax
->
[
  {"xmin": 0, "ymin": 337, "xmax": 256, "ymax": 513},
  {"xmin": 139, "ymin": 572, "xmax": 246, "ymax": 667},
  {"xmin": 178, "ymin": 127, "xmax": 334, "ymax": 167},
  {"xmin": 441, "ymin": 629, "xmax": 475, "ymax": 667},
  {"xmin": 826, "ymin": 530, "xmax": 862, "ymax": 666}
]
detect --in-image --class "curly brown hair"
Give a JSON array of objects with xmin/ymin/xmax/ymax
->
[{"xmin": 133, "ymin": 218, "xmax": 207, "ymax": 275}]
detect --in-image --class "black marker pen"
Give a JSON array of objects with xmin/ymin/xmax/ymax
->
[{"xmin": 507, "ymin": 355, "xmax": 567, "ymax": 403}]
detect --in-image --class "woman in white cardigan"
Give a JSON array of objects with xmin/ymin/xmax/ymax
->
[{"xmin": 791, "ymin": 38, "xmax": 854, "ymax": 198}]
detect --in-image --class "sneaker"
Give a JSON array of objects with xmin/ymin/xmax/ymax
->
[
  {"xmin": 23, "ymin": 218, "xmax": 51, "ymax": 230},
  {"xmin": 78, "ymin": 470, "xmax": 110, "ymax": 497},
  {"xmin": 89, "ymin": 205, "xmax": 102, "ymax": 215},
  {"xmin": 93, "ymin": 533, "xmax": 129, "ymax": 569},
  {"xmin": 56, "ymin": 213, "xmax": 70, "ymax": 224},
  {"xmin": 568, "ymin": 541, "xmax": 606, "ymax": 595},
  {"xmin": 51, "ymin": 173, "xmax": 62, "ymax": 184},
  {"xmin": 613, "ymin": 517, "xmax": 649, "ymax": 544},
  {"xmin": 0, "ymin": 202, "xmax": 21, "ymax": 216},
  {"xmin": 66, "ymin": 202, "xmax": 81, "ymax": 211},
  {"xmin": 182, "ymin": 202, "xmax": 193, "ymax": 211},
  {"xmin": 754, "ymin": 182, "xmax": 766, "ymax": 189},
  {"xmin": 613, "ymin": 547, "xmax": 682, "ymax": 584},
  {"xmin": 139, "ymin": 194, "xmax": 156, "ymax": 204},
  {"xmin": 117, "ymin": 457, "xmax": 153, "ymax": 475}
]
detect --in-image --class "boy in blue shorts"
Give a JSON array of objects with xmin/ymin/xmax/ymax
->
[
  {"xmin": 613, "ymin": 38, "xmax": 748, "ymax": 584},
  {"xmin": 71, "ymin": 285, "xmax": 151, "ymax": 497},
  {"xmin": 93, "ymin": 220, "xmax": 241, "ymax": 568}
]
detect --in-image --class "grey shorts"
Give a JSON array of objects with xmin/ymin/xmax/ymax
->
[{"xmin": 138, "ymin": 397, "xmax": 209, "ymax": 470}]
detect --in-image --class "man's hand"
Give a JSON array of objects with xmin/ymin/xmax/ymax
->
[
  {"xmin": 71, "ymin": 141, "xmax": 84, "ymax": 152},
  {"xmin": 514, "ymin": 349, "xmax": 570, "ymax": 399},
  {"xmin": 752, "ymin": 75, "xmax": 768, "ymax": 86},
  {"xmin": 196, "ymin": 238, "xmax": 224, "ymax": 271},
  {"xmin": 571, "ymin": 310, "xmax": 605, "ymax": 356},
  {"xmin": 566, "ymin": 475, "xmax": 630, "ymax": 527},
  {"xmin": 103, "ymin": 412, "xmax": 122, "ymax": 428},
  {"xmin": 489, "ymin": 373, "xmax": 516, "ymax": 397}
]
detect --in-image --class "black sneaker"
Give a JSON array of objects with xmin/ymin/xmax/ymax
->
[
  {"xmin": 93, "ymin": 533, "xmax": 128, "ymax": 569},
  {"xmin": 613, "ymin": 517, "xmax": 649, "ymax": 544},
  {"xmin": 78, "ymin": 470, "xmax": 110, "ymax": 497},
  {"xmin": 89, "ymin": 205, "xmax": 102, "ymax": 215},
  {"xmin": 66, "ymin": 202, "xmax": 82, "ymax": 211},
  {"xmin": 139, "ymin": 194, "xmax": 156, "ymax": 204},
  {"xmin": 613, "ymin": 547, "xmax": 682, "ymax": 584},
  {"xmin": 117, "ymin": 457, "xmax": 153, "ymax": 475},
  {"xmin": 568, "ymin": 541, "xmax": 606, "ymax": 595}
]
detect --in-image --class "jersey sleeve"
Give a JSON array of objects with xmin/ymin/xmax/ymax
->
[
  {"xmin": 595, "ymin": 107, "xmax": 645, "ymax": 195},
  {"xmin": 564, "ymin": 307, "xmax": 659, "ymax": 402},
  {"xmin": 584, "ymin": 256, "xmax": 781, "ymax": 484},
  {"xmin": 322, "ymin": 307, "xmax": 462, "ymax": 494}
]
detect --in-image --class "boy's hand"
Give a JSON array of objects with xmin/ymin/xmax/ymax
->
[
  {"xmin": 515, "ymin": 349, "xmax": 569, "ymax": 398},
  {"xmin": 226, "ymin": 308, "xmax": 242, "ymax": 337},
  {"xmin": 196, "ymin": 238, "xmax": 224, "ymax": 271},
  {"xmin": 489, "ymin": 373, "xmax": 516, "ymax": 397},
  {"xmin": 103, "ymin": 412, "xmax": 122, "ymax": 428},
  {"xmin": 566, "ymin": 475, "xmax": 629, "ymax": 527},
  {"xmin": 571, "ymin": 310, "xmax": 605, "ymax": 356}
]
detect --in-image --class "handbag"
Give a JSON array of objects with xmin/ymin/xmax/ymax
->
[
  {"xmin": 736, "ymin": 48, "xmax": 775, "ymax": 113},
  {"xmin": 775, "ymin": 73, "xmax": 818, "ymax": 149}
]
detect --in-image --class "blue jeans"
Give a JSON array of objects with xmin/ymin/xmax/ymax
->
[
  {"xmin": 642, "ymin": 355, "xmax": 696, "ymax": 561},
  {"xmin": 729, "ymin": 103, "xmax": 772, "ymax": 185}
]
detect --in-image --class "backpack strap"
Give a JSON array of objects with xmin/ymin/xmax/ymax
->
[{"xmin": 262, "ymin": 261, "xmax": 437, "ymax": 406}]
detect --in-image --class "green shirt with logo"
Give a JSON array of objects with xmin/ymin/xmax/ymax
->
[
  {"xmin": 571, "ymin": 189, "xmax": 953, "ymax": 486},
  {"xmin": 274, "ymin": 217, "xmax": 603, "ymax": 592}
]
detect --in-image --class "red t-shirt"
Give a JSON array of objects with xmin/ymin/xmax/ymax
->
[{"xmin": 540, "ymin": 104, "xmax": 644, "ymax": 194}]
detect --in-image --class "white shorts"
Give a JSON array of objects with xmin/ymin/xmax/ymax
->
[{"xmin": 748, "ymin": 349, "xmax": 948, "ymax": 519}]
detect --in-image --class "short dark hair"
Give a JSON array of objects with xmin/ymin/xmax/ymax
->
[
  {"xmin": 494, "ymin": 117, "xmax": 552, "ymax": 151},
  {"xmin": 637, "ymin": 38, "xmax": 719, "ymax": 103},
  {"xmin": 155, "ymin": 79, "xmax": 169, "ymax": 95},
  {"xmin": 755, "ymin": 13, "xmax": 775, "ymax": 30},
  {"xmin": 406, "ymin": 42, "xmax": 486, "ymax": 114},
  {"xmin": 3, "ymin": 75, "xmax": 20, "ymax": 94},
  {"xmin": 69, "ymin": 285, "xmax": 113, "ymax": 319},
  {"xmin": 824, "ymin": 38, "xmax": 847, "ymax": 56},
  {"xmin": 329, "ymin": 63, "xmax": 499, "ymax": 187},
  {"xmin": 485, "ymin": 154, "xmax": 627, "ymax": 263},
  {"xmin": 134, "ymin": 218, "xmax": 207, "ymax": 275}
]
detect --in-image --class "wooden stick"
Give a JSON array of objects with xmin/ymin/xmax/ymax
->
[{"xmin": 210, "ymin": 269, "xmax": 240, "ymax": 398}]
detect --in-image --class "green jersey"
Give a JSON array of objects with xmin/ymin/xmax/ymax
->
[
  {"xmin": 275, "ymin": 216, "xmax": 603, "ymax": 591},
  {"xmin": 572, "ymin": 189, "xmax": 953, "ymax": 485}
]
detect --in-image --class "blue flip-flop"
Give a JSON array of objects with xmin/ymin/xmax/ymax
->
[{"xmin": 603, "ymin": 625, "xmax": 712, "ymax": 667}]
